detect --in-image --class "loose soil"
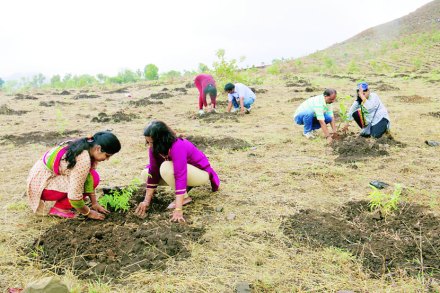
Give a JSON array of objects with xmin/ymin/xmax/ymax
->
[
  {"xmin": 104, "ymin": 87, "xmax": 129, "ymax": 94},
  {"xmin": 250, "ymin": 87, "xmax": 268, "ymax": 94},
  {"xmin": 27, "ymin": 187, "xmax": 204, "ymax": 281},
  {"xmin": 285, "ymin": 77, "xmax": 311, "ymax": 87},
  {"xmin": 282, "ymin": 200, "xmax": 440, "ymax": 280},
  {"xmin": 1, "ymin": 130, "xmax": 82, "ymax": 146},
  {"xmin": 186, "ymin": 135, "xmax": 251, "ymax": 151},
  {"xmin": 39, "ymin": 101, "xmax": 73, "ymax": 107},
  {"xmin": 427, "ymin": 112, "xmax": 440, "ymax": 118},
  {"xmin": 185, "ymin": 82, "xmax": 194, "ymax": 88},
  {"xmin": 190, "ymin": 111, "xmax": 239, "ymax": 123},
  {"xmin": 73, "ymin": 94, "xmax": 100, "ymax": 99},
  {"xmin": 394, "ymin": 95, "xmax": 431, "ymax": 103},
  {"xmin": 128, "ymin": 98, "xmax": 164, "ymax": 107},
  {"xmin": 173, "ymin": 87, "xmax": 188, "ymax": 94},
  {"xmin": 54, "ymin": 90, "xmax": 71, "ymax": 95},
  {"xmin": 372, "ymin": 81, "xmax": 400, "ymax": 91},
  {"xmin": 332, "ymin": 133, "xmax": 406, "ymax": 162},
  {"xmin": 150, "ymin": 92, "xmax": 173, "ymax": 99},
  {"xmin": 14, "ymin": 93, "xmax": 38, "ymax": 100},
  {"xmin": 91, "ymin": 111, "xmax": 139, "ymax": 123},
  {"xmin": 0, "ymin": 105, "xmax": 29, "ymax": 115}
]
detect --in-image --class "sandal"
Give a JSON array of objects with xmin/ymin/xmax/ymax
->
[
  {"xmin": 167, "ymin": 197, "xmax": 192, "ymax": 209},
  {"xmin": 49, "ymin": 207, "xmax": 77, "ymax": 219}
]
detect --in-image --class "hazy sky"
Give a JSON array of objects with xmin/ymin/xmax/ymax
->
[{"xmin": 0, "ymin": 0, "xmax": 433, "ymax": 79}]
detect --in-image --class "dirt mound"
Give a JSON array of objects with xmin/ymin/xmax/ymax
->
[
  {"xmin": 91, "ymin": 111, "xmax": 139, "ymax": 123},
  {"xmin": 394, "ymin": 95, "xmax": 431, "ymax": 103},
  {"xmin": 1, "ymin": 130, "xmax": 82, "ymax": 146},
  {"xmin": 372, "ymin": 81, "xmax": 399, "ymax": 91},
  {"xmin": 73, "ymin": 94, "xmax": 100, "ymax": 99},
  {"xmin": 282, "ymin": 200, "xmax": 440, "ymax": 280},
  {"xmin": 39, "ymin": 101, "xmax": 72, "ymax": 107},
  {"xmin": 186, "ymin": 135, "xmax": 251, "ymax": 151},
  {"xmin": 427, "ymin": 112, "xmax": 440, "ymax": 118},
  {"xmin": 288, "ymin": 97, "xmax": 304, "ymax": 103},
  {"xmin": 27, "ymin": 187, "xmax": 204, "ymax": 281},
  {"xmin": 185, "ymin": 82, "xmax": 194, "ymax": 88},
  {"xmin": 173, "ymin": 87, "xmax": 188, "ymax": 94},
  {"xmin": 332, "ymin": 134, "xmax": 405, "ymax": 162},
  {"xmin": 305, "ymin": 86, "xmax": 319, "ymax": 92},
  {"xmin": 250, "ymin": 87, "xmax": 268, "ymax": 94},
  {"xmin": 14, "ymin": 93, "xmax": 38, "ymax": 100},
  {"xmin": 190, "ymin": 111, "xmax": 239, "ymax": 123},
  {"xmin": 0, "ymin": 105, "xmax": 29, "ymax": 115},
  {"xmin": 150, "ymin": 92, "xmax": 173, "ymax": 99},
  {"xmin": 54, "ymin": 90, "xmax": 71, "ymax": 95},
  {"xmin": 104, "ymin": 87, "xmax": 129, "ymax": 94},
  {"xmin": 129, "ymin": 98, "xmax": 164, "ymax": 107}
]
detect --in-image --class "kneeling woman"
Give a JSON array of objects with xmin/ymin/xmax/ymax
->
[
  {"xmin": 135, "ymin": 120, "xmax": 220, "ymax": 223},
  {"xmin": 343, "ymin": 82, "xmax": 390, "ymax": 138},
  {"xmin": 26, "ymin": 132, "xmax": 121, "ymax": 220}
]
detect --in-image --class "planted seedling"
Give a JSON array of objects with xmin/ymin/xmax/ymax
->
[
  {"xmin": 337, "ymin": 95, "xmax": 352, "ymax": 131},
  {"xmin": 368, "ymin": 184, "xmax": 402, "ymax": 217},
  {"xmin": 98, "ymin": 178, "xmax": 141, "ymax": 212}
]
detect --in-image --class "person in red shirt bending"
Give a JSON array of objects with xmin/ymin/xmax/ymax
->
[{"xmin": 194, "ymin": 74, "xmax": 217, "ymax": 115}]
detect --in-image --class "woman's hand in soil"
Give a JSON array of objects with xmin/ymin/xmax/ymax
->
[
  {"xmin": 91, "ymin": 203, "xmax": 110, "ymax": 214},
  {"xmin": 135, "ymin": 201, "xmax": 149, "ymax": 218},
  {"xmin": 171, "ymin": 209, "xmax": 186, "ymax": 223},
  {"xmin": 88, "ymin": 210, "xmax": 106, "ymax": 220}
]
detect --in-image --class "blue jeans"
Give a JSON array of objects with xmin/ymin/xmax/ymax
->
[
  {"xmin": 294, "ymin": 111, "xmax": 333, "ymax": 134},
  {"xmin": 232, "ymin": 97, "xmax": 254, "ymax": 109}
]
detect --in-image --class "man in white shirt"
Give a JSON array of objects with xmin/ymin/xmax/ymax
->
[{"xmin": 224, "ymin": 83, "xmax": 256, "ymax": 114}]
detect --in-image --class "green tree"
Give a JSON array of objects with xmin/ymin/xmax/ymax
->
[
  {"xmin": 144, "ymin": 64, "xmax": 159, "ymax": 80},
  {"xmin": 50, "ymin": 75, "xmax": 62, "ymax": 87},
  {"xmin": 31, "ymin": 73, "xmax": 46, "ymax": 88},
  {"xmin": 198, "ymin": 63, "xmax": 209, "ymax": 73},
  {"xmin": 0, "ymin": 78, "xmax": 4, "ymax": 88},
  {"xmin": 160, "ymin": 70, "xmax": 181, "ymax": 80},
  {"xmin": 96, "ymin": 73, "xmax": 107, "ymax": 83}
]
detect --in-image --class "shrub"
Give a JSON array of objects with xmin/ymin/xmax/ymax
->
[{"xmin": 144, "ymin": 64, "xmax": 159, "ymax": 80}]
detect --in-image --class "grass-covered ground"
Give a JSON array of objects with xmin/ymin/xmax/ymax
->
[{"xmin": 0, "ymin": 70, "xmax": 439, "ymax": 291}]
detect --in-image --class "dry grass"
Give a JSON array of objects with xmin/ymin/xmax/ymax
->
[{"xmin": 0, "ymin": 73, "xmax": 439, "ymax": 292}]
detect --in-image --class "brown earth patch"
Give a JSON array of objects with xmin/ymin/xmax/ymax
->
[
  {"xmin": 189, "ymin": 111, "xmax": 239, "ymax": 123},
  {"xmin": 332, "ymin": 133, "xmax": 406, "ymax": 162},
  {"xmin": 0, "ymin": 105, "xmax": 29, "ymax": 115},
  {"xmin": 26, "ymin": 186, "xmax": 204, "ymax": 281},
  {"xmin": 91, "ymin": 111, "xmax": 139, "ymax": 123},
  {"xmin": 128, "ymin": 98, "xmax": 164, "ymax": 107},
  {"xmin": 39, "ymin": 101, "xmax": 73, "ymax": 107},
  {"xmin": 282, "ymin": 200, "xmax": 440, "ymax": 280},
  {"xmin": 104, "ymin": 87, "xmax": 129, "ymax": 94},
  {"xmin": 73, "ymin": 94, "xmax": 100, "ymax": 99},
  {"xmin": 0, "ymin": 130, "xmax": 82, "ymax": 146},
  {"xmin": 186, "ymin": 135, "xmax": 251, "ymax": 151},
  {"xmin": 426, "ymin": 112, "xmax": 440, "ymax": 118},
  {"xmin": 150, "ymin": 92, "xmax": 173, "ymax": 99},
  {"xmin": 173, "ymin": 87, "xmax": 188, "ymax": 94},
  {"xmin": 14, "ymin": 93, "xmax": 38, "ymax": 100}
]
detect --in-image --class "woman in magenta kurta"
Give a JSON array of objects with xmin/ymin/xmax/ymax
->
[
  {"xmin": 135, "ymin": 120, "xmax": 220, "ymax": 223},
  {"xmin": 194, "ymin": 74, "xmax": 218, "ymax": 114}
]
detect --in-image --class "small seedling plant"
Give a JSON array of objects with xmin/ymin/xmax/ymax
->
[
  {"xmin": 368, "ymin": 184, "xmax": 402, "ymax": 217},
  {"xmin": 337, "ymin": 95, "xmax": 352, "ymax": 131},
  {"xmin": 98, "ymin": 178, "xmax": 141, "ymax": 212}
]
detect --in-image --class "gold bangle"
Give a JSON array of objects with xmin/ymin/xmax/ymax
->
[
  {"xmin": 82, "ymin": 206, "xmax": 91, "ymax": 216},
  {"xmin": 174, "ymin": 208, "xmax": 183, "ymax": 211}
]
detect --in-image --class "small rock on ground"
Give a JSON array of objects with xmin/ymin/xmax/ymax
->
[
  {"xmin": 235, "ymin": 281, "xmax": 251, "ymax": 293},
  {"xmin": 227, "ymin": 213, "xmax": 236, "ymax": 220}
]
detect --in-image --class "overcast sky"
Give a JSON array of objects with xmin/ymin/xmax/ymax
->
[{"xmin": 0, "ymin": 0, "xmax": 433, "ymax": 80}]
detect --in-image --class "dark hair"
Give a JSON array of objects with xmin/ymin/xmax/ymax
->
[
  {"xmin": 224, "ymin": 83, "xmax": 235, "ymax": 92},
  {"xmin": 204, "ymin": 84, "xmax": 217, "ymax": 98},
  {"xmin": 65, "ymin": 131, "xmax": 121, "ymax": 169},
  {"xmin": 323, "ymin": 88, "xmax": 337, "ymax": 97},
  {"xmin": 143, "ymin": 120, "xmax": 177, "ymax": 156}
]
